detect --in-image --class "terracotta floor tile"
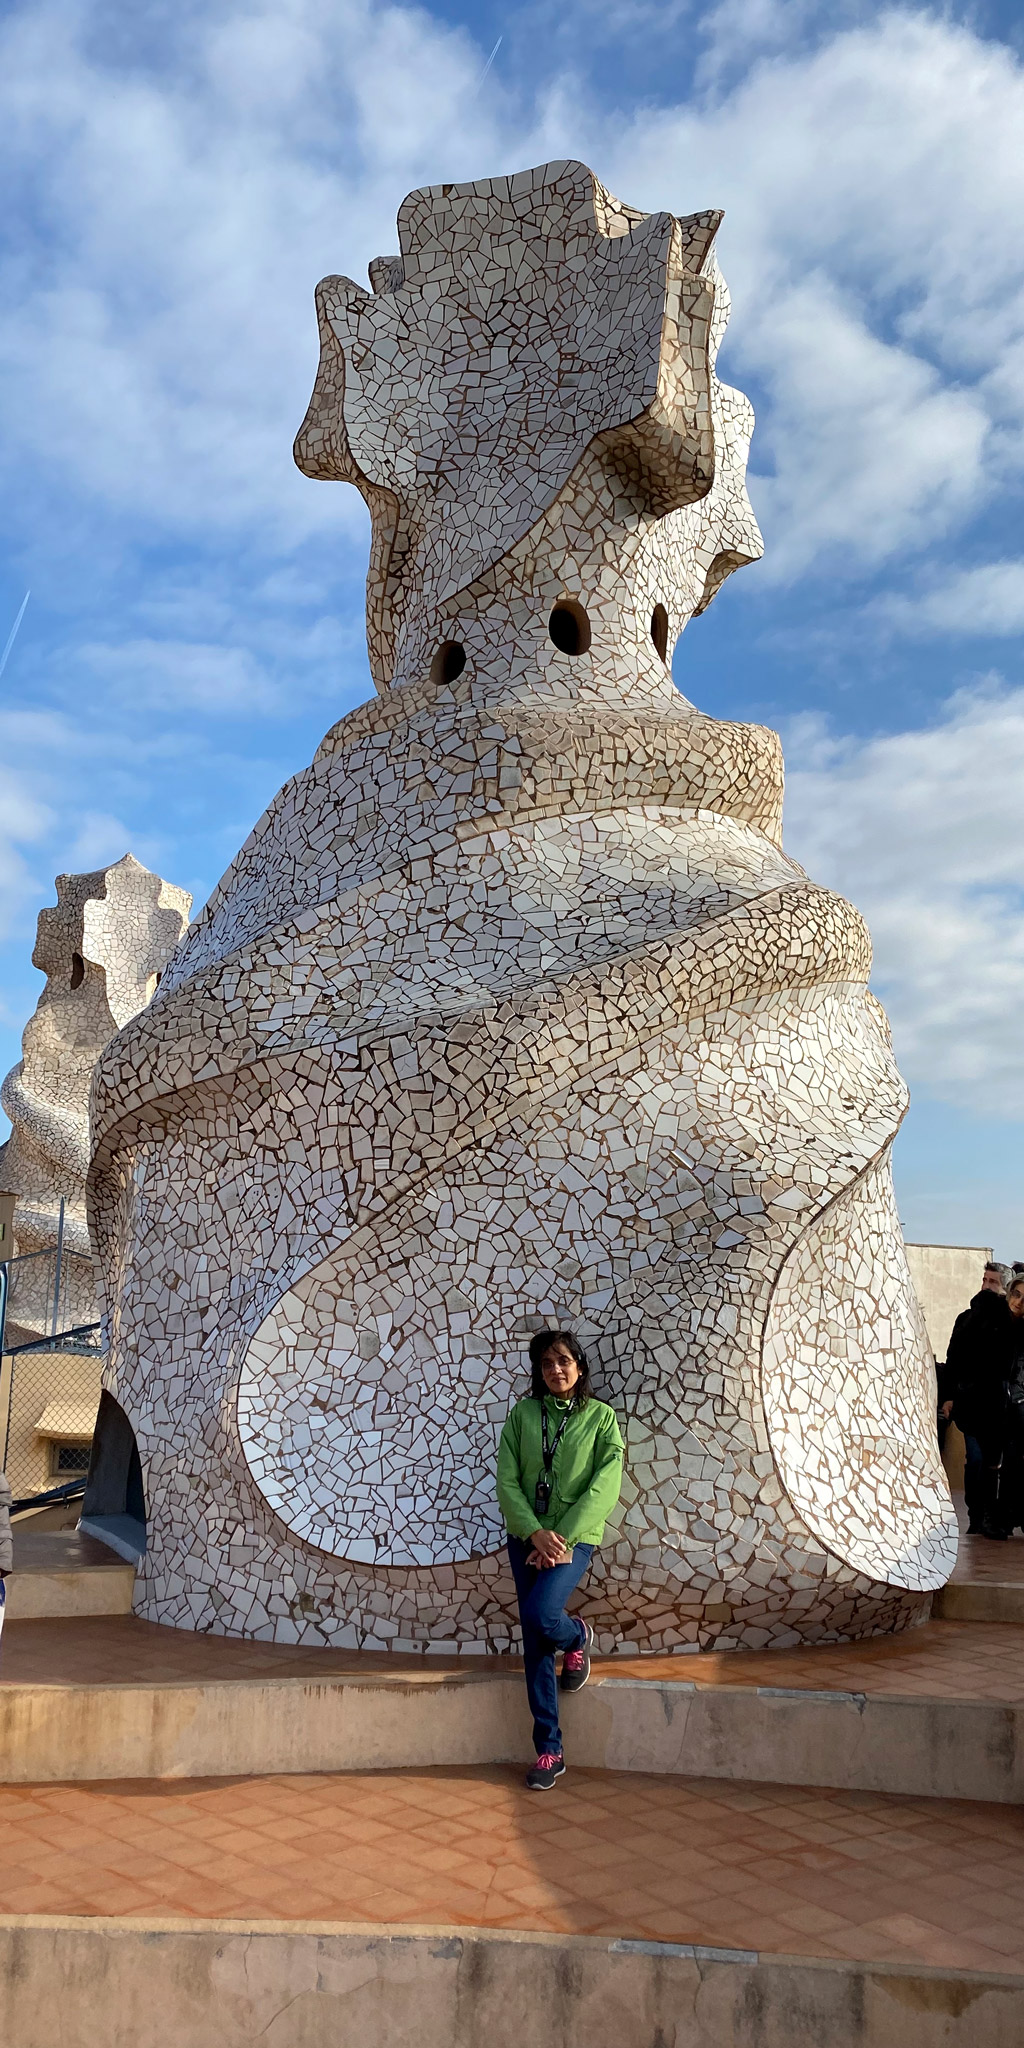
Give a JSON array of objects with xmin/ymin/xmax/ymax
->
[
  {"xmin": 778, "ymin": 1903, "xmax": 857, "ymax": 1936},
  {"xmin": 497, "ymin": 1877, "xmax": 564, "ymax": 1911},
  {"xmin": 644, "ymin": 1874, "xmax": 714, "ymax": 1912},
  {"xmin": 3, "ymin": 1883, "xmax": 82, "ymax": 1914},
  {"xmin": 408, "ymin": 1844, "xmax": 491, "ymax": 1879},
  {"xmin": 1, "ymin": 1761, "xmax": 1023, "ymax": 1976},
  {"xmin": 544, "ymin": 1901, "xmax": 618, "ymax": 1935}
]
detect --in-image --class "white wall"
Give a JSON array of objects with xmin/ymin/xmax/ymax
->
[{"xmin": 904, "ymin": 1242, "xmax": 992, "ymax": 1361}]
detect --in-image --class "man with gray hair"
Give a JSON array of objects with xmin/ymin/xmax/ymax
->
[{"xmin": 983, "ymin": 1262, "xmax": 1011, "ymax": 1293}]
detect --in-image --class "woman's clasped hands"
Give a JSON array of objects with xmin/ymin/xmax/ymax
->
[{"xmin": 528, "ymin": 1527, "xmax": 570, "ymax": 1569}]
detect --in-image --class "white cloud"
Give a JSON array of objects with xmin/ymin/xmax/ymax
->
[
  {"xmin": 783, "ymin": 682, "xmax": 1024, "ymax": 1114},
  {"xmin": 80, "ymin": 639, "xmax": 283, "ymax": 714},
  {"xmin": 0, "ymin": 0, "xmax": 527, "ymax": 540},
  {"xmin": 739, "ymin": 279, "xmax": 985, "ymax": 577},
  {"xmin": 597, "ymin": 10, "xmax": 1024, "ymax": 578},
  {"xmin": 0, "ymin": 708, "xmax": 191, "ymax": 951},
  {"xmin": 879, "ymin": 561, "xmax": 1024, "ymax": 637},
  {"xmin": 1, "ymin": 2, "xmax": 1022, "ymax": 591},
  {"xmin": 62, "ymin": 813, "xmax": 149, "ymax": 874},
  {"xmin": 0, "ymin": 766, "xmax": 54, "ymax": 940}
]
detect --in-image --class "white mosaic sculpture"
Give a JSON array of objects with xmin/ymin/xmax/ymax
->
[
  {"xmin": 90, "ymin": 163, "xmax": 956, "ymax": 1650},
  {"xmin": 0, "ymin": 857, "xmax": 191, "ymax": 1339}
]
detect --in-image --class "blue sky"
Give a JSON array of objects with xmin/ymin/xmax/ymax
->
[{"xmin": 1, "ymin": 0, "xmax": 1023, "ymax": 1254}]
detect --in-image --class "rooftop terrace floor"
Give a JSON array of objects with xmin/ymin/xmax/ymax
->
[{"xmin": 1, "ymin": 1762, "xmax": 1023, "ymax": 1977}]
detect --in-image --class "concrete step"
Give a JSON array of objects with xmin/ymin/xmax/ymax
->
[
  {"xmin": 934, "ymin": 1526, "xmax": 1024, "ymax": 1623},
  {"xmin": 2, "ymin": 1611, "xmax": 1022, "ymax": 1801},
  {"xmin": 2, "ymin": 1918, "xmax": 1021, "ymax": 2048},
  {"xmin": 1, "ymin": 1764, "xmax": 1023, "ymax": 2047},
  {"xmin": 5, "ymin": 1529, "xmax": 135, "ymax": 1621},
  {"xmin": 936, "ymin": 1578, "xmax": 1024, "ymax": 1623}
]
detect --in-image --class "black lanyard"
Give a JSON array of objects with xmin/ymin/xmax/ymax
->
[{"xmin": 541, "ymin": 1397, "xmax": 576, "ymax": 1474}]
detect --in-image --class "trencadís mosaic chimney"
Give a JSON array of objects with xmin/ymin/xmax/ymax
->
[{"xmin": 89, "ymin": 163, "xmax": 955, "ymax": 1648}]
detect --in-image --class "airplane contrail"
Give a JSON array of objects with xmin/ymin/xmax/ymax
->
[
  {"xmin": 476, "ymin": 35, "xmax": 502, "ymax": 86},
  {"xmin": 0, "ymin": 589, "xmax": 30, "ymax": 681}
]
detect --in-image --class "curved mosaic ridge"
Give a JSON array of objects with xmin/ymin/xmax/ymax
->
[
  {"xmin": 761, "ymin": 1150, "xmax": 948, "ymax": 1591},
  {"xmin": 88, "ymin": 162, "xmax": 956, "ymax": 1651}
]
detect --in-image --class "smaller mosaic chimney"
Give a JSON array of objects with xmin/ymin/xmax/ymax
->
[{"xmin": 0, "ymin": 856, "xmax": 191, "ymax": 1338}]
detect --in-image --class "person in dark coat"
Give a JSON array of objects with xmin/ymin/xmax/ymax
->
[
  {"xmin": 944, "ymin": 1282, "xmax": 1014, "ymax": 1537},
  {"xmin": 999, "ymin": 1279, "xmax": 1024, "ymax": 1534}
]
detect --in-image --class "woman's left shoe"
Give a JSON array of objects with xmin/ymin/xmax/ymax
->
[
  {"xmin": 560, "ymin": 1620, "xmax": 593, "ymax": 1692},
  {"xmin": 525, "ymin": 1752, "xmax": 566, "ymax": 1790}
]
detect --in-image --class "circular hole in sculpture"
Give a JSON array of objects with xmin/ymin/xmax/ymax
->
[
  {"xmin": 548, "ymin": 602, "xmax": 591, "ymax": 656},
  {"xmin": 430, "ymin": 641, "xmax": 467, "ymax": 686},
  {"xmin": 651, "ymin": 604, "xmax": 669, "ymax": 662},
  {"xmin": 70, "ymin": 951, "xmax": 85, "ymax": 990}
]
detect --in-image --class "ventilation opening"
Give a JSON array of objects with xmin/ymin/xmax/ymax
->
[
  {"xmin": 70, "ymin": 952, "xmax": 85, "ymax": 989},
  {"xmin": 430, "ymin": 640, "xmax": 467, "ymax": 686},
  {"xmin": 548, "ymin": 602, "xmax": 591, "ymax": 656},
  {"xmin": 651, "ymin": 604, "xmax": 669, "ymax": 662}
]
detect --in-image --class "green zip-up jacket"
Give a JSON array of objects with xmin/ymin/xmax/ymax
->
[{"xmin": 496, "ymin": 1395, "xmax": 625, "ymax": 1548}]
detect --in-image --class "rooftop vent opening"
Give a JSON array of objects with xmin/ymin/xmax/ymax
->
[
  {"xmin": 430, "ymin": 641, "xmax": 467, "ymax": 686},
  {"xmin": 70, "ymin": 952, "xmax": 85, "ymax": 989},
  {"xmin": 548, "ymin": 602, "xmax": 591, "ymax": 656},
  {"xmin": 651, "ymin": 604, "xmax": 669, "ymax": 663}
]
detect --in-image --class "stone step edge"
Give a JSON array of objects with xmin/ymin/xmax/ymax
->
[
  {"xmin": 2, "ymin": 1669, "xmax": 1022, "ymax": 1803},
  {"xmin": 3, "ymin": 1571, "xmax": 135, "ymax": 1623},
  {"xmin": 935, "ymin": 1583, "xmax": 1024, "ymax": 1619},
  {"xmin": 0, "ymin": 1667, "xmax": 1006, "ymax": 1712},
  {"xmin": 0, "ymin": 1911, "xmax": 1021, "ymax": 1978},
  {"xmin": 0, "ymin": 1917, "xmax": 1019, "ymax": 2048}
]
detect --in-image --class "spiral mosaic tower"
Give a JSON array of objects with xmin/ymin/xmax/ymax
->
[{"xmin": 89, "ymin": 162, "xmax": 956, "ymax": 1649}]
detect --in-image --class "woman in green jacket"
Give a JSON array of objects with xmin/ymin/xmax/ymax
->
[{"xmin": 496, "ymin": 1330, "xmax": 624, "ymax": 1790}]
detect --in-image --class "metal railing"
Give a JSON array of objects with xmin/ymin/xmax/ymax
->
[
  {"xmin": 0, "ymin": 1198, "xmax": 78, "ymax": 1356},
  {"xmin": 9, "ymin": 1476, "xmax": 88, "ymax": 1518}
]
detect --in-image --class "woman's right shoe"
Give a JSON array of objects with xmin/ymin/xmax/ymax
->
[
  {"xmin": 980, "ymin": 1517, "xmax": 1009, "ymax": 1540},
  {"xmin": 560, "ymin": 1620, "xmax": 594, "ymax": 1692},
  {"xmin": 525, "ymin": 1752, "xmax": 566, "ymax": 1790}
]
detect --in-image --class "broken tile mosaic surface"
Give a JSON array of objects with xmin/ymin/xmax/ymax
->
[{"xmin": 88, "ymin": 161, "xmax": 956, "ymax": 1652}]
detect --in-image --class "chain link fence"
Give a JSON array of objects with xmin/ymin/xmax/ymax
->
[{"xmin": 0, "ymin": 1337, "xmax": 104, "ymax": 1499}]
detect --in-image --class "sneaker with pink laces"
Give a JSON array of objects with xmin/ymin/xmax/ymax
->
[
  {"xmin": 560, "ymin": 1620, "xmax": 593, "ymax": 1693},
  {"xmin": 525, "ymin": 1751, "xmax": 566, "ymax": 1790}
]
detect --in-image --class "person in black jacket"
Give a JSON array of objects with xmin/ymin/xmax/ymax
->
[
  {"xmin": 999, "ymin": 1279, "xmax": 1024, "ymax": 1534},
  {"xmin": 944, "ymin": 1280, "xmax": 1014, "ymax": 1537}
]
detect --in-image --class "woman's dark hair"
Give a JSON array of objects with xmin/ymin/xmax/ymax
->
[{"xmin": 528, "ymin": 1328, "xmax": 592, "ymax": 1406}]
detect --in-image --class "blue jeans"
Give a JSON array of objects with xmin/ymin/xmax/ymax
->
[{"xmin": 507, "ymin": 1536, "xmax": 593, "ymax": 1756}]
